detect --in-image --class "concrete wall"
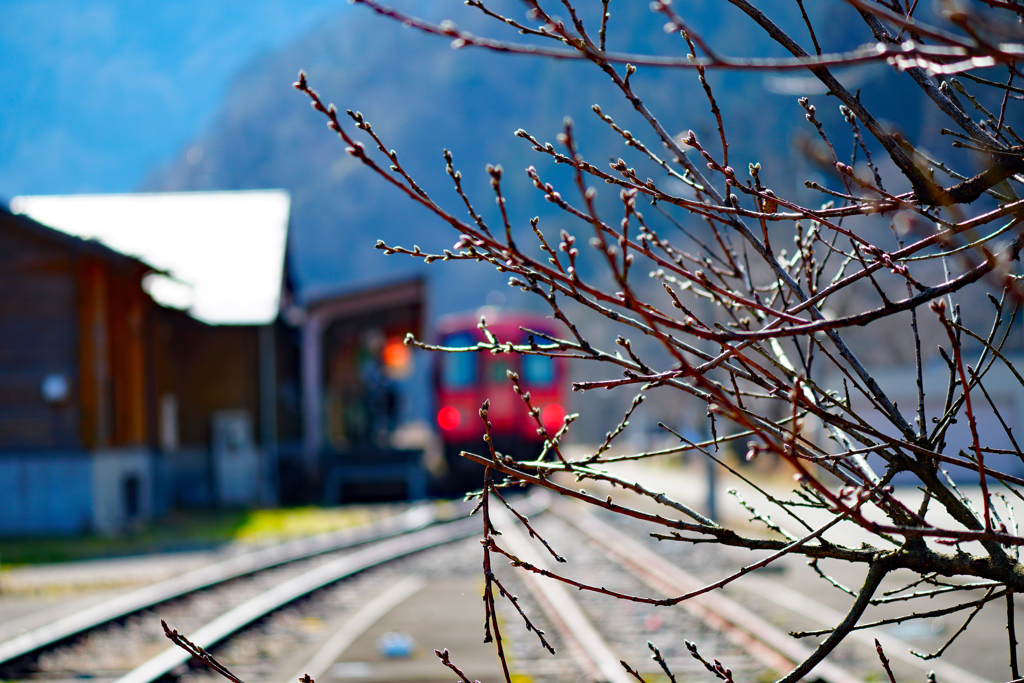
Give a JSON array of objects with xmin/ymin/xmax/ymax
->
[
  {"xmin": 0, "ymin": 453, "xmax": 92, "ymax": 535},
  {"xmin": 164, "ymin": 447, "xmax": 215, "ymax": 508},
  {"xmin": 0, "ymin": 449, "xmax": 158, "ymax": 537},
  {"xmin": 91, "ymin": 448, "xmax": 153, "ymax": 535}
]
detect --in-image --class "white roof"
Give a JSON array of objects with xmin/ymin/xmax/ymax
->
[{"xmin": 11, "ymin": 190, "xmax": 290, "ymax": 325}]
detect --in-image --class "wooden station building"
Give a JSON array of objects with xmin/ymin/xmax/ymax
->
[{"xmin": 3, "ymin": 191, "xmax": 291, "ymax": 535}]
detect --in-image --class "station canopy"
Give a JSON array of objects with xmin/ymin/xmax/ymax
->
[{"xmin": 11, "ymin": 190, "xmax": 290, "ymax": 325}]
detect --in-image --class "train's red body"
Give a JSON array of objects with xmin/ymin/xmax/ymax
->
[{"xmin": 433, "ymin": 311, "xmax": 567, "ymax": 487}]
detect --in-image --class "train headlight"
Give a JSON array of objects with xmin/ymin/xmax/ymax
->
[
  {"xmin": 541, "ymin": 403, "xmax": 565, "ymax": 430},
  {"xmin": 437, "ymin": 405, "xmax": 461, "ymax": 431}
]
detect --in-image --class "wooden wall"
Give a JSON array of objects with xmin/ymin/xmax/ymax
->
[
  {"xmin": 1, "ymin": 212, "xmax": 272, "ymax": 461},
  {"xmin": 154, "ymin": 309, "xmax": 261, "ymax": 449},
  {"xmin": 77, "ymin": 256, "xmax": 152, "ymax": 449},
  {"xmin": 0, "ymin": 221, "xmax": 82, "ymax": 449},
  {"xmin": 0, "ymin": 213, "xmax": 155, "ymax": 451},
  {"xmin": 105, "ymin": 264, "xmax": 149, "ymax": 446}
]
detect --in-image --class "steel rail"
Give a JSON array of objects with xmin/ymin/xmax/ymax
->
[
  {"xmin": 737, "ymin": 573, "xmax": 994, "ymax": 683},
  {"xmin": 114, "ymin": 517, "xmax": 480, "ymax": 683},
  {"xmin": 114, "ymin": 491, "xmax": 550, "ymax": 683},
  {"xmin": 490, "ymin": 503, "xmax": 635, "ymax": 683},
  {"xmin": 553, "ymin": 499, "xmax": 867, "ymax": 683},
  {"xmin": 0, "ymin": 505, "xmax": 440, "ymax": 668}
]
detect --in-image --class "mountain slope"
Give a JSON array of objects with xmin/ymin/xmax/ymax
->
[{"xmin": 142, "ymin": 1, "xmax": 926, "ymax": 314}]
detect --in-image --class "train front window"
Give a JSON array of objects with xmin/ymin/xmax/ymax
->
[
  {"xmin": 522, "ymin": 354, "xmax": 554, "ymax": 386},
  {"xmin": 442, "ymin": 333, "xmax": 477, "ymax": 388},
  {"xmin": 487, "ymin": 358, "xmax": 514, "ymax": 385}
]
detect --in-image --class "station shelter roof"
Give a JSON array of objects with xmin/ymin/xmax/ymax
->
[{"xmin": 11, "ymin": 190, "xmax": 290, "ymax": 325}]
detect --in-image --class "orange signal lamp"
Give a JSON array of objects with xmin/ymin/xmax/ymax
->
[{"xmin": 382, "ymin": 337, "xmax": 412, "ymax": 376}]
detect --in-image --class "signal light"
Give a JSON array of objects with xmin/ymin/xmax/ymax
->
[
  {"xmin": 437, "ymin": 405, "xmax": 461, "ymax": 431},
  {"xmin": 541, "ymin": 403, "xmax": 565, "ymax": 430},
  {"xmin": 382, "ymin": 336, "xmax": 412, "ymax": 378}
]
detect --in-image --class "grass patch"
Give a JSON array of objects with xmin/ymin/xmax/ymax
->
[
  {"xmin": 0, "ymin": 505, "xmax": 386, "ymax": 569},
  {"xmin": 233, "ymin": 506, "xmax": 376, "ymax": 542}
]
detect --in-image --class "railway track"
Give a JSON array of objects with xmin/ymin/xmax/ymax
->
[
  {"xmin": 582, "ymin": 504, "xmax": 857, "ymax": 682},
  {"xmin": 493, "ymin": 500, "xmax": 862, "ymax": 683},
  {"xmin": 157, "ymin": 495, "xmax": 878, "ymax": 683},
  {"xmin": 540, "ymin": 499, "xmax": 990, "ymax": 683},
  {"xmin": 2, "ymin": 490, "xmax": 992, "ymax": 683},
  {"xmin": 0, "ymin": 501, "xmax": 485, "ymax": 681}
]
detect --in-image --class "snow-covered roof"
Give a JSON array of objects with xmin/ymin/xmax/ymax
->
[{"xmin": 10, "ymin": 190, "xmax": 290, "ymax": 325}]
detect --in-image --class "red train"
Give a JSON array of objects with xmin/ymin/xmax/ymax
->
[{"xmin": 433, "ymin": 310, "xmax": 568, "ymax": 488}]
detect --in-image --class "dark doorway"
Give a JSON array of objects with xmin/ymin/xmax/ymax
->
[{"xmin": 123, "ymin": 474, "xmax": 141, "ymax": 519}]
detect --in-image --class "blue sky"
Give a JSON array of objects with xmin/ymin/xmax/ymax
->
[{"xmin": 0, "ymin": 1, "xmax": 343, "ymax": 200}]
